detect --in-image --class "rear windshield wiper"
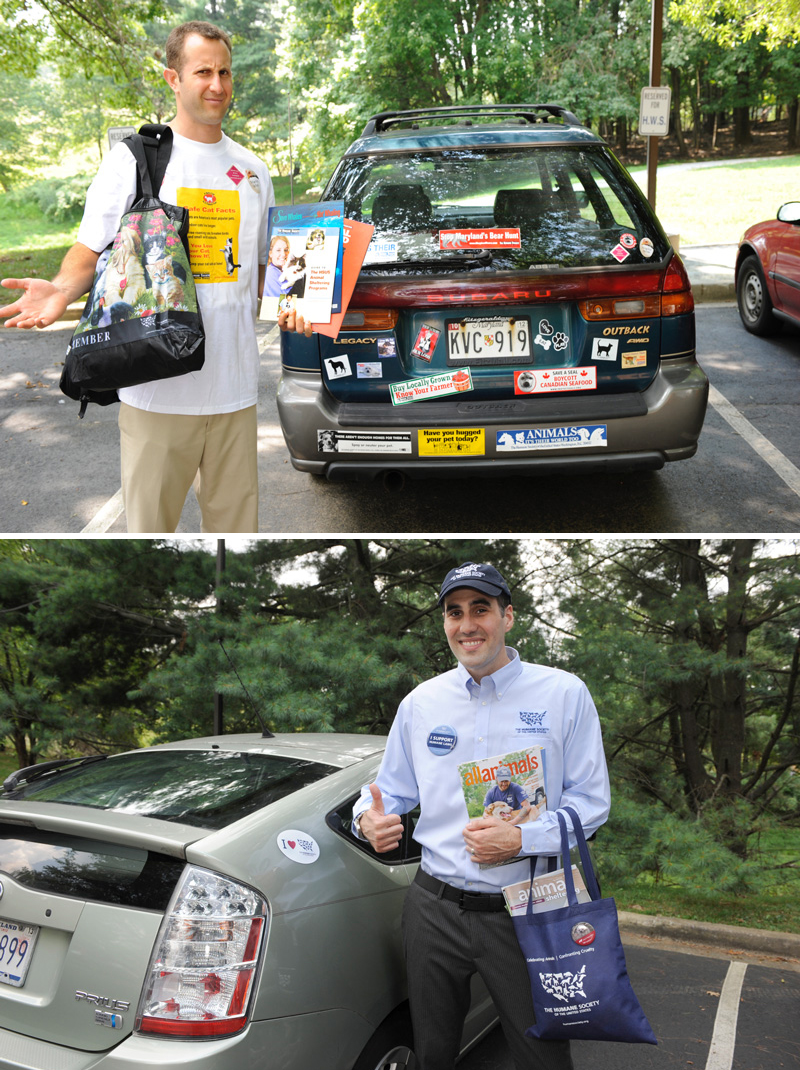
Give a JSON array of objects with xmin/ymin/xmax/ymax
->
[
  {"xmin": 3, "ymin": 754, "xmax": 108, "ymax": 793},
  {"xmin": 363, "ymin": 249, "xmax": 494, "ymax": 272}
]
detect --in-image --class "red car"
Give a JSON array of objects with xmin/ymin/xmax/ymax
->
[{"xmin": 736, "ymin": 201, "xmax": 800, "ymax": 335}]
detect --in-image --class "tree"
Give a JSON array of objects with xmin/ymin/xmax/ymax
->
[
  {"xmin": 669, "ymin": 0, "xmax": 800, "ymax": 50},
  {"xmin": 134, "ymin": 538, "xmax": 541, "ymax": 740},
  {"xmin": 0, "ymin": 539, "xmax": 211, "ymax": 767},
  {"xmin": 1, "ymin": 0, "xmax": 167, "ymax": 81},
  {"xmin": 548, "ymin": 539, "xmax": 800, "ymax": 865}
]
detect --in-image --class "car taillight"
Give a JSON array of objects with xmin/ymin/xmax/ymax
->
[
  {"xmin": 579, "ymin": 294, "xmax": 661, "ymax": 320},
  {"xmin": 135, "ymin": 866, "xmax": 268, "ymax": 1038},
  {"xmin": 661, "ymin": 255, "xmax": 694, "ymax": 316},
  {"xmin": 577, "ymin": 254, "xmax": 694, "ymax": 321},
  {"xmin": 341, "ymin": 309, "xmax": 399, "ymax": 328}
]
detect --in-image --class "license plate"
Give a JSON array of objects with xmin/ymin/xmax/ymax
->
[
  {"xmin": 446, "ymin": 316, "xmax": 532, "ymax": 366},
  {"xmin": 0, "ymin": 918, "xmax": 39, "ymax": 988}
]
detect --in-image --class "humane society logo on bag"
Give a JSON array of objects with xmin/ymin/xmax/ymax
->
[{"xmin": 539, "ymin": 965, "xmax": 589, "ymax": 1003}]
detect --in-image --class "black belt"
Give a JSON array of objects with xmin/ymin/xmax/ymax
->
[{"xmin": 414, "ymin": 868, "xmax": 507, "ymax": 912}]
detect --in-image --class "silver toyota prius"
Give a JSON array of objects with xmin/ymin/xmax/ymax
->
[{"xmin": 0, "ymin": 734, "xmax": 497, "ymax": 1070}]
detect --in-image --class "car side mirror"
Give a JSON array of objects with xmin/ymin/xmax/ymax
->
[{"xmin": 777, "ymin": 201, "xmax": 800, "ymax": 224}]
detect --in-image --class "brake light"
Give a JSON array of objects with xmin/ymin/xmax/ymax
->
[
  {"xmin": 341, "ymin": 309, "xmax": 399, "ymax": 328},
  {"xmin": 661, "ymin": 256, "xmax": 694, "ymax": 316},
  {"xmin": 136, "ymin": 866, "xmax": 267, "ymax": 1038}
]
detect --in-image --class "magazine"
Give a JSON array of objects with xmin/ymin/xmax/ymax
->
[
  {"xmin": 502, "ymin": 865, "xmax": 591, "ymax": 916},
  {"xmin": 458, "ymin": 746, "xmax": 547, "ymax": 868},
  {"xmin": 311, "ymin": 218, "xmax": 375, "ymax": 338},
  {"xmin": 261, "ymin": 200, "xmax": 344, "ymax": 323}
]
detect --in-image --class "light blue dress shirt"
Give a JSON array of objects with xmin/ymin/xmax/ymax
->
[{"xmin": 354, "ymin": 647, "xmax": 611, "ymax": 894}]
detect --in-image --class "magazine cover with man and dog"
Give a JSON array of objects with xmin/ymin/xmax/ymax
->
[{"xmin": 458, "ymin": 746, "xmax": 548, "ymax": 869}]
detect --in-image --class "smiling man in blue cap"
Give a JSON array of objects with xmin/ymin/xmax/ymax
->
[{"xmin": 353, "ymin": 561, "xmax": 611, "ymax": 1070}]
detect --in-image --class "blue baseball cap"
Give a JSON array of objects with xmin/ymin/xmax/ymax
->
[{"xmin": 438, "ymin": 562, "xmax": 511, "ymax": 605}]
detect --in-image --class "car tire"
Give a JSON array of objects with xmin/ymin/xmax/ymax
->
[
  {"xmin": 352, "ymin": 1007, "xmax": 416, "ymax": 1070},
  {"xmin": 737, "ymin": 254, "xmax": 780, "ymax": 336}
]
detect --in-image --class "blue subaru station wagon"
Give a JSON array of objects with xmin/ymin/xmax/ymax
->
[{"xmin": 277, "ymin": 105, "xmax": 708, "ymax": 482}]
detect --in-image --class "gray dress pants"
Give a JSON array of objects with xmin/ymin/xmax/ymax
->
[{"xmin": 403, "ymin": 879, "xmax": 574, "ymax": 1070}]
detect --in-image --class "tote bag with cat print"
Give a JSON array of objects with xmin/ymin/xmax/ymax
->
[{"xmin": 61, "ymin": 127, "xmax": 205, "ymax": 418}]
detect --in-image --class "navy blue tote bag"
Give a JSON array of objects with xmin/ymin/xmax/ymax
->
[{"xmin": 512, "ymin": 806, "xmax": 657, "ymax": 1044}]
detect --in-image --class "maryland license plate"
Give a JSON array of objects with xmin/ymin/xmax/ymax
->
[
  {"xmin": 0, "ymin": 919, "xmax": 39, "ymax": 988},
  {"xmin": 446, "ymin": 316, "xmax": 532, "ymax": 366}
]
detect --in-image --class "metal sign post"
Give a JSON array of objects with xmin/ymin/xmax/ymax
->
[{"xmin": 644, "ymin": 0, "xmax": 665, "ymax": 210}]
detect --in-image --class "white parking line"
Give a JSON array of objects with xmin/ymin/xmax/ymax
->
[
  {"xmin": 260, "ymin": 322, "xmax": 281, "ymax": 351},
  {"xmin": 704, "ymin": 961, "xmax": 747, "ymax": 1070},
  {"xmin": 81, "ymin": 488, "xmax": 124, "ymax": 533},
  {"xmin": 709, "ymin": 384, "xmax": 800, "ymax": 500}
]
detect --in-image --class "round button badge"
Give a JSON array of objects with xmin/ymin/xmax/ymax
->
[
  {"xmin": 427, "ymin": 725, "xmax": 457, "ymax": 755},
  {"xmin": 571, "ymin": 921, "xmax": 596, "ymax": 946}
]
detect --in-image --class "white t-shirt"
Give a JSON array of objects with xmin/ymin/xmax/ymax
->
[{"xmin": 77, "ymin": 130, "xmax": 274, "ymax": 415}]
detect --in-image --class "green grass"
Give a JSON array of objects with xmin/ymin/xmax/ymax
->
[{"xmin": 627, "ymin": 155, "xmax": 800, "ymax": 245}]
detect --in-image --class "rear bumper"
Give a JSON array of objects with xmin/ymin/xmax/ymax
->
[
  {"xmin": 277, "ymin": 355, "xmax": 709, "ymax": 480},
  {"xmin": 0, "ymin": 1011, "xmax": 373, "ymax": 1070}
]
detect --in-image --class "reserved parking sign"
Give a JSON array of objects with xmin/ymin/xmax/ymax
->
[{"xmin": 638, "ymin": 87, "xmax": 671, "ymax": 137}]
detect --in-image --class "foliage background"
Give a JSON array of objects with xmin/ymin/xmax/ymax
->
[{"xmin": 1, "ymin": 0, "xmax": 798, "ymax": 197}]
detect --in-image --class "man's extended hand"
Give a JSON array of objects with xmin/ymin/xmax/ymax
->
[
  {"xmin": 358, "ymin": 783, "xmax": 404, "ymax": 853},
  {"xmin": 278, "ymin": 306, "xmax": 313, "ymax": 337},
  {"xmin": 463, "ymin": 816, "xmax": 522, "ymax": 865},
  {"xmin": 0, "ymin": 278, "xmax": 70, "ymax": 330}
]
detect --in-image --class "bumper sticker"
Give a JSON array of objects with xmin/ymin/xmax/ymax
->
[
  {"xmin": 277, "ymin": 830, "xmax": 320, "ymax": 865},
  {"xmin": 439, "ymin": 228, "xmax": 521, "ymax": 249},
  {"xmin": 622, "ymin": 350, "xmax": 647, "ymax": 368},
  {"xmin": 357, "ymin": 362, "xmax": 382, "ymax": 378},
  {"xmin": 592, "ymin": 338, "xmax": 619, "ymax": 361},
  {"xmin": 497, "ymin": 425, "xmax": 608, "ymax": 451},
  {"xmin": 391, "ymin": 369, "xmax": 472, "ymax": 405},
  {"xmin": 411, "ymin": 325, "xmax": 440, "ymax": 361},
  {"xmin": 611, "ymin": 243, "xmax": 630, "ymax": 263},
  {"xmin": 419, "ymin": 428, "xmax": 485, "ymax": 455},
  {"xmin": 514, "ymin": 367, "xmax": 597, "ymax": 394},
  {"xmin": 317, "ymin": 430, "xmax": 412, "ymax": 454},
  {"xmin": 324, "ymin": 354, "xmax": 351, "ymax": 379}
]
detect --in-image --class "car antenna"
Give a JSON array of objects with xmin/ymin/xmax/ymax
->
[{"xmin": 217, "ymin": 638, "xmax": 275, "ymax": 738}]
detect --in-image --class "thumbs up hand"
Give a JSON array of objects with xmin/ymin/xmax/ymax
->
[{"xmin": 357, "ymin": 783, "xmax": 404, "ymax": 853}]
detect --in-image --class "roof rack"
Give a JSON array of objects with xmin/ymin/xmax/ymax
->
[{"xmin": 361, "ymin": 104, "xmax": 583, "ymax": 137}]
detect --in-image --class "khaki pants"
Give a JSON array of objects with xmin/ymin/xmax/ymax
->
[{"xmin": 119, "ymin": 403, "xmax": 258, "ymax": 533}]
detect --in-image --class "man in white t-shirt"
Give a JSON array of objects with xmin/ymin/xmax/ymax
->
[{"xmin": 0, "ymin": 20, "xmax": 310, "ymax": 533}]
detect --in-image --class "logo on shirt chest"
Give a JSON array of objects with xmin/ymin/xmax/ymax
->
[{"xmin": 517, "ymin": 710, "xmax": 548, "ymax": 734}]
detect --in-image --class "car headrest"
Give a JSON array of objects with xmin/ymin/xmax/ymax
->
[
  {"xmin": 494, "ymin": 188, "xmax": 564, "ymax": 226},
  {"xmin": 371, "ymin": 184, "xmax": 433, "ymax": 230}
]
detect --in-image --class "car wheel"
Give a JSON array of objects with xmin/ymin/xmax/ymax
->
[
  {"xmin": 737, "ymin": 254, "xmax": 780, "ymax": 336},
  {"xmin": 352, "ymin": 1008, "xmax": 416, "ymax": 1070}
]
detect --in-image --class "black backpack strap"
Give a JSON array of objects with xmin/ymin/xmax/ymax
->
[
  {"xmin": 122, "ymin": 123, "xmax": 173, "ymax": 201},
  {"xmin": 138, "ymin": 123, "xmax": 173, "ymax": 191}
]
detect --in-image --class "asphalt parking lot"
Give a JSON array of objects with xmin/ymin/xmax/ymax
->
[{"xmin": 462, "ymin": 912, "xmax": 800, "ymax": 1070}]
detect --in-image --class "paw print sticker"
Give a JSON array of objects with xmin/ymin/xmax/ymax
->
[{"xmin": 553, "ymin": 332, "xmax": 569, "ymax": 352}]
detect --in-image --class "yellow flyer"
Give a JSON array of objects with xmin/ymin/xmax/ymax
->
[{"xmin": 179, "ymin": 187, "xmax": 241, "ymax": 284}]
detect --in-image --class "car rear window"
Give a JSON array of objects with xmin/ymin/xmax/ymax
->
[
  {"xmin": 0, "ymin": 824, "xmax": 184, "ymax": 909},
  {"xmin": 4, "ymin": 750, "xmax": 338, "ymax": 830},
  {"xmin": 325, "ymin": 145, "xmax": 669, "ymax": 271}
]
